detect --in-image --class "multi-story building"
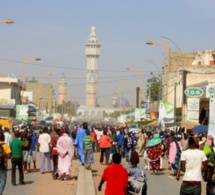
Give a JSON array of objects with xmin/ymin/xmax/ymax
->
[
  {"xmin": 0, "ymin": 75, "xmax": 23, "ymax": 118},
  {"xmin": 167, "ymin": 50, "xmax": 215, "ymax": 122},
  {"xmin": 25, "ymin": 82, "xmax": 53, "ymax": 113}
]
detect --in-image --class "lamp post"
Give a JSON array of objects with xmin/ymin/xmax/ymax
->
[
  {"xmin": 22, "ymin": 58, "xmax": 41, "ymax": 105},
  {"xmin": 37, "ymin": 72, "xmax": 52, "ymax": 110},
  {"xmin": 126, "ymin": 67, "xmax": 143, "ymax": 108},
  {"xmin": 119, "ymin": 79, "xmax": 133, "ymax": 114},
  {"xmin": 0, "ymin": 19, "xmax": 14, "ymax": 24},
  {"xmin": 146, "ymin": 41, "xmax": 170, "ymax": 102}
]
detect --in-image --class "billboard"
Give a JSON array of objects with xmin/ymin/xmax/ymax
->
[
  {"xmin": 158, "ymin": 101, "xmax": 174, "ymax": 123},
  {"xmin": 16, "ymin": 105, "xmax": 29, "ymax": 121},
  {"xmin": 134, "ymin": 108, "xmax": 146, "ymax": 122}
]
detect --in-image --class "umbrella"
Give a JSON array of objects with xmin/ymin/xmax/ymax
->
[
  {"xmin": 146, "ymin": 120, "xmax": 158, "ymax": 126},
  {"xmin": 0, "ymin": 119, "xmax": 12, "ymax": 128},
  {"xmin": 192, "ymin": 125, "xmax": 208, "ymax": 133}
]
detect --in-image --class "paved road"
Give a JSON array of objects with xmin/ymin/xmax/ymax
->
[{"xmin": 92, "ymin": 152, "xmax": 206, "ymax": 195}]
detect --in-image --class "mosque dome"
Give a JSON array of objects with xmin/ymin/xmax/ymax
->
[
  {"xmin": 72, "ymin": 101, "xmax": 80, "ymax": 108},
  {"xmin": 115, "ymin": 97, "xmax": 129, "ymax": 107}
]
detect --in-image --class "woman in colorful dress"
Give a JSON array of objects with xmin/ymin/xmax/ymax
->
[{"xmin": 146, "ymin": 133, "xmax": 162, "ymax": 175}]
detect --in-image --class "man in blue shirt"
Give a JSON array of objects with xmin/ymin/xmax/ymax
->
[
  {"xmin": 28, "ymin": 131, "xmax": 38, "ymax": 171},
  {"xmin": 117, "ymin": 131, "xmax": 124, "ymax": 157}
]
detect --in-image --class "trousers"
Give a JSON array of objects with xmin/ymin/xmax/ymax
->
[
  {"xmin": 100, "ymin": 148, "xmax": 110, "ymax": 165},
  {"xmin": 0, "ymin": 169, "xmax": 7, "ymax": 194},
  {"xmin": 11, "ymin": 158, "xmax": 24, "ymax": 185},
  {"xmin": 40, "ymin": 152, "xmax": 51, "ymax": 173}
]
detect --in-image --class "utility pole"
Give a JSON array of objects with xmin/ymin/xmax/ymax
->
[
  {"xmin": 136, "ymin": 87, "xmax": 140, "ymax": 108},
  {"xmin": 182, "ymin": 70, "xmax": 188, "ymax": 121}
]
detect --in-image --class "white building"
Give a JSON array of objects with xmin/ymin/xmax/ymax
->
[
  {"xmin": 85, "ymin": 25, "xmax": 101, "ymax": 107},
  {"xmin": 0, "ymin": 75, "xmax": 23, "ymax": 118},
  {"xmin": 167, "ymin": 50, "xmax": 215, "ymax": 121}
]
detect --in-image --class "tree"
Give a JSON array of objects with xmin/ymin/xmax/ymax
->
[{"xmin": 146, "ymin": 75, "xmax": 162, "ymax": 101}]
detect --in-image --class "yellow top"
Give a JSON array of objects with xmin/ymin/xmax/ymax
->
[{"xmin": 0, "ymin": 141, "xmax": 11, "ymax": 168}]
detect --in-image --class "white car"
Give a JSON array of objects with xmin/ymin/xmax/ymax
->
[{"xmin": 129, "ymin": 128, "xmax": 141, "ymax": 134}]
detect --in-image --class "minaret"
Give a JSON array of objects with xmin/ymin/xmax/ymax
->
[
  {"xmin": 57, "ymin": 73, "xmax": 67, "ymax": 105},
  {"xmin": 85, "ymin": 25, "xmax": 101, "ymax": 107}
]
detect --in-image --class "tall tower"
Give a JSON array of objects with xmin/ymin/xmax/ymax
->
[
  {"xmin": 57, "ymin": 73, "xmax": 67, "ymax": 105},
  {"xmin": 85, "ymin": 25, "xmax": 101, "ymax": 107}
]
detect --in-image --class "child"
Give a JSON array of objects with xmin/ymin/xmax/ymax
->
[
  {"xmin": 127, "ymin": 151, "xmax": 147, "ymax": 195},
  {"xmin": 98, "ymin": 153, "xmax": 128, "ymax": 194},
  {"xmin": 82, "ymin": 129, "xmax": 93, "ymax": 170}
]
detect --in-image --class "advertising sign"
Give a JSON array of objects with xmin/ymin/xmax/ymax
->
[
  {"xmin": 158, "ymin": 101, "xmax": 174, "ymax": 123},
  {"xmin": 187, "ymin": 98, "xmax": 199, "ymax": 111},
  {"xmin": 134, "ymin": 108, "xmax": 146, "ymax": 122},
  {"xmin": 187, "ymin": 97, "xmax": 200, "ymax": 122},
  {"xmin": 16, "ymin": 105, "xmax": 29, "ymax": 121},
  {"xmin": 208, "ymin": 87, "xmax": 215, "ymax": 139},
  {"xmin": 184, "ymin": 87, "xmax": 204, "ymax": 98}
]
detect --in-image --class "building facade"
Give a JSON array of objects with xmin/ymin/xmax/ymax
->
[
  {"xmin": 0, "ymin": 75, "xmax": 23, "ymax": 118},
  {"xmin": 25, "ymin": 82, "xmax": 53, "ymax": 113},
  {"xmin": 167, "ymin": 50, "xmax": 215, "ymax": 121},
  {"xmin": 85, "ymin": 25, "xmax": 101, "ymax": 107}
]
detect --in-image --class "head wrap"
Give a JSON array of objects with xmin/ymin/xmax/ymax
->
[{"xmin": 146, "ymin": 133, "xmax": 162, "ymax": 147}]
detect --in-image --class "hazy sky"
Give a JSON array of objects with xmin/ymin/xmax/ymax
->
[{"xmin": 1, "ymin": 0, "xmax": 215, "ymax": 106}]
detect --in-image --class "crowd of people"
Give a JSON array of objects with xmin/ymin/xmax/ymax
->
[{"xmin": 1, "ymin": 122, "xmax": 215, "ymax": 195}]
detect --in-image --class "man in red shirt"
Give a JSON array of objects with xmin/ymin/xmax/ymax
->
[
  {"xmin": 50, "ymin": 129, "xmax": 61, "ymax": 180},
  {"xmin": 98, "ymin": 153, "xmax": 128, "ymax": 195}
]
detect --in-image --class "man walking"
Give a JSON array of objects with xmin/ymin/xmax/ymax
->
[
  {"xmin": 10, "ymin": 131, "xmax": 24, "ymax": 186},
  {"xmin": 38, "ymin": 127, "xmax": 51, "ymax": 174},
  {"xmin": 98, "ymin": 153, "xmax": 128, "ymax": 195},
  {"xmin": 50, "ymin": 129, "xmax": 61, "ymax": 179},
  {"xmin": 0, "ymin": 132, "xmax": 11, "ymax": 195},
  {"xmin": 57, "ymin": 130, "xmax": 74, "ymax": 180},
  {"xmin": 180, "ymin": 136, "xmax": 207, "ymax": 195},
  {"xmin": 74, "ymin": 122, "xmax": 87, "ymax": 164},
  {"xmin": 3, "ymin": 127, "xmax": 12, "ymax": 146}
]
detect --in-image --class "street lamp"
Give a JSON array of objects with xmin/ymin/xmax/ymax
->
[
  {"xmin": 126, "ymin": 67, "xmax": 143, "ymax": 108},
  {"xmin": 37, "ymin": 72, "xmax": 52, "ymax": 110},
  {"xmin": 0, "ymin": 19, "xmax": 14, "ymax": 24},
  {"xmin": 22, "ymin": 58, "xmax": 41, "ymax": 105},
  {"xmin": 146, "ymin": 40, "xmax": 170, "ymax": 102}
]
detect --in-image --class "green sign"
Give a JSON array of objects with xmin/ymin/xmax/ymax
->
[
  {"xmin": 184, "ymin": 87, "xmax": 204, "ymax": 97},
  {"xmin": 16, "ymin": 105, "xmax": 29, "ymax": 121},
  {"xmin": 209, "ymin": 88, "xmax": 215, "ymax": 94}
]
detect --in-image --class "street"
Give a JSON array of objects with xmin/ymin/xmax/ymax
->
[{"xmin": 92, "ymin": 152, "xmax": 206, "ymax": 195}]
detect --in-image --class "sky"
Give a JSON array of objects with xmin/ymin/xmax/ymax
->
[{"xmin": 1, "ymin": 0, "xmax": 215, "ymax": 106}]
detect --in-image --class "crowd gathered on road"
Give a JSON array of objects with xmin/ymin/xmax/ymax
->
[{"xmin": 0, "ymin": 122, "xmax": 215, "ymax": 195}]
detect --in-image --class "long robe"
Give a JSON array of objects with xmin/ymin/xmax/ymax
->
[
  {"xmin": 74, "ymin": 127, "xmax": 86, "ymax": 163},
  {"xmin": 57, "ymin": 133, "xmax": 74, "ymax": 175}
]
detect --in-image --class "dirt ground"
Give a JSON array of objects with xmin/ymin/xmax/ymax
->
[{"xmin": 34, "ymin": 155, "xmax": 79, "ymax": 195}]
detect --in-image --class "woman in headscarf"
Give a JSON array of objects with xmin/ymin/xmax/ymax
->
[
  {"xmin": 146, "ymin": 133, "xmax": 162, "ymax": 175},
  {"xmin": 168, "ymin": 135, "xmax": 183, "ymax": 175}
]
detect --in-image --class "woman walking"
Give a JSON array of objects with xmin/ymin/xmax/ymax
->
[
  {"xmin": 146, "ymin": 133, "xmax": 162, "ymax": 175},
  {"xmin": 98, "ymin": 129, "xmax": 112, "ymax": 165}
]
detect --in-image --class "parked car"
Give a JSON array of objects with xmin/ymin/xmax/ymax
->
[{"xmin": 129, "ymin": 128, "xmax": 141, "ymax": 134}]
